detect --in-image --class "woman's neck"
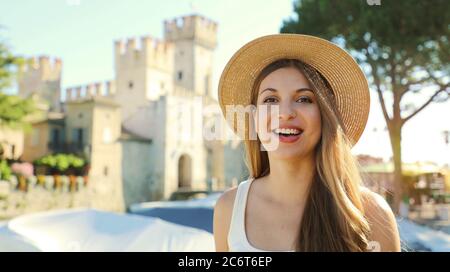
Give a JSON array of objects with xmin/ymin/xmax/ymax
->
[{"xmin": 263, "ymin": 153, "xmax": 316, "ymax": 206}]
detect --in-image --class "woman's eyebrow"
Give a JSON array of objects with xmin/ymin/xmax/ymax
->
[
  {"xmin": 296, "ymin": 88, "xmax": 314, "ymax": 94},
  {"xmin": 259, "ymin": 87, "xmax": 314, "ymax": 94}
]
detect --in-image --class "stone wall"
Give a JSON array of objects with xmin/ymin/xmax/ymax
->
[{"xmin": 0, "ymin": 175, "xmax": 91, "ymax": 220}]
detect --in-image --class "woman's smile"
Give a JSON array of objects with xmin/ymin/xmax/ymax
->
[{"xmin": 272, "ymin": 126, "xmax": 304, "ymax": 143}]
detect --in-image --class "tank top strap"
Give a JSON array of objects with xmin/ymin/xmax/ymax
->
[{"xmin": 227, "ymin": 177, "xmax": 253, "ymax": 249}]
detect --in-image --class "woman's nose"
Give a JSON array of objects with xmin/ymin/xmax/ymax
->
[{"xmin": 278, "ymin": 102, "xmax": 297, "ymax": 120}]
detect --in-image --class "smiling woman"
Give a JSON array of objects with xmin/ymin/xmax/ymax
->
[
  {"xmin": 214, "ymin": 34, "xmax": 401, "ymax": 252},
  {"xmin": 254, "ymin": 63, "xmax": 322, "ymax": 158},
  {"xmin": 258, "ymin": 85, "xmax": 314, "ymax": 144}
]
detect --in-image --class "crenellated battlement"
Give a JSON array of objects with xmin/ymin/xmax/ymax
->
[
  {"xmin": 164, "ymin": 15, "xmax": 218, "ymax": 49},
  {"xmin": 18, "ymin": 55, "xmax": 62, "ymax": 110},
  {"xmin": 114, "ymin": 35, "xmax": 174, "ymax": 72},
  {"xmin": 20, "ymin": 55, "xmax": 62, "ymax": 81},
  {"xmin": 65, "ymin": 80, "xmax": 116, "ymax": 102}
]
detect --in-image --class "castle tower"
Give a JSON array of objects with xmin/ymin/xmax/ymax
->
[
  {"xmin": 164, "ymin": 15, "xmax": 218, "ymax": 97},
  {"xmin": 18, "ymin": 56, "xmax": 62, "ymax": 111},
  {"xmin": 164, "ymin": 15, "xmax": 223, "ymax": 194},
  {"xmin": 113, "ymin": 36, "xmax": 174, "ymax": 121},
  {"xmin": 65, "ymin": 97, "xmax": 124, "ymax": 211}
]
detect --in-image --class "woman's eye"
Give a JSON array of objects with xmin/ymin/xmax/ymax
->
[
  {"xmin": 263, "ymin": 97, "xmax": 278, "ymax": 103},
  {"xmin": 297, "ymin": 96, "xmax": 313, "ymax": 103}
]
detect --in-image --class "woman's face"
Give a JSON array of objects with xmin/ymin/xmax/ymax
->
[{"xmin": 255, "ymin": 67, "xmax": 322, "ymax": 160}]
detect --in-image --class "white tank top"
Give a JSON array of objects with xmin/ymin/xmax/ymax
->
[{"xmin": 227, "ymin": 177, "xmax": 295, "ymax": 252}]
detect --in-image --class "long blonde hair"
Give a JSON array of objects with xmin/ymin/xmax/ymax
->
[{"xmin": 244, "ymin": 59, "xmax": 370, "ymax": 251}]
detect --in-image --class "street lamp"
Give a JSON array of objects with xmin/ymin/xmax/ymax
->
[
  {"xmin": 443, "ymin": 130, "xmax": 449, "ymax": 167},
  {"xmin": 443, "ymin": 130, "xmax": 449, "ymax": 145}
]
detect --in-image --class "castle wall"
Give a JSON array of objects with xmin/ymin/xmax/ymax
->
[
  {"xmin": 0, "ymin": 176, "xmax": 90, "ymax": 220},
  {"xmin": 163, "ymin": 95, "xmax": 206, "ymax": 199},
  {"xmin": 66, "ymin": 99, "xmax": 124, "ymax": 212},
  {"xmin": 172, "ymin": 40, "xmax": 195, "ymax": 91},
  {"xmin": 21, "ymin": 122, "xmax": 49, "ymax": 162},
  {"xmin": 121, "ymin": 140, "xmax": 154, "ymax": 207},
  {"xmin": 0, "ymin": 128, "xmax": 24, "ymax": 160},
  {"xmin": 146, "ymin": 66, "xmax": 174, "ymax": 100},
  {"xmin": 194, "ymin": 45, "xmax": 214, "ymax": 97},
  {"xmin": 65, "ymin": 81, "xmax": 115, "ymax": 102},
  {"xmin": 114, "ymin": 36, "xmax": 174, "ymax": 121},
  {"xmin": 18, "ymin": 56, "xmax": 62, "ymax": 111},
  {"xmin": 89, "ymin": 102, "xmax": 124, "ymax": 211}
]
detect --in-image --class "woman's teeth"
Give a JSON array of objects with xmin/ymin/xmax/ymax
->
[{"xmin": 273, "ymin": 128, "xmax": 302, "ymax": 135}]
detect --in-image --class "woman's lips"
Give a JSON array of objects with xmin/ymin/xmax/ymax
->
[{"xmin": 271, "ymin": 130, "xmax": 303, "ymax": 143}]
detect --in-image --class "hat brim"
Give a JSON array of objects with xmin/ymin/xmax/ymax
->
[{"xmin": 218, "ymin": 34, "xmax": 370, "ymax": 146}]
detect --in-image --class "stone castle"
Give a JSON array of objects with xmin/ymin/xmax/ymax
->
[{"xmin": 11, "ymin": 14, "xmax": 248, "ymax": 212}]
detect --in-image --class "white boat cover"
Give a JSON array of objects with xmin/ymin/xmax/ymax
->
[{"xmin": 0, "ymin": 208, "xmax": 215, "ymax": 252}]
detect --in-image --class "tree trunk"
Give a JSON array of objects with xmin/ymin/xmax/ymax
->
[{"xmin": 389, "ymin": 125, "xmax": 403, "ymax": 215}]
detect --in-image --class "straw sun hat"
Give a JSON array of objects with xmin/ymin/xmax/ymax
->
[{"xmin": 218, "ymin": 34, "xmax": 370, "ymax": 146}]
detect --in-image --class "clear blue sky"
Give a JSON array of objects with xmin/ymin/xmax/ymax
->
[{"xmin": 1, "ymin": 0, "xmax": 449, "ymax": 165}]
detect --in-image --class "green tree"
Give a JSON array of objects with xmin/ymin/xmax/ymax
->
[
  {"xmin": 0, "ymin": 159, "xmax": 12, "ymax": 180},
  {"xmin": 0, "ymin": 37, "xmax": 34, "ymax": 131},
  {"xmin": 0, "ymin": 35, "xmax": 24, "ymax": 90},
  {"xmin": 0, "ymin": 93, "xmax": 35, "ymax": 131},
  {"xmin": 281, "ymin": 0, "xmax": 450, "ymax": 213}
]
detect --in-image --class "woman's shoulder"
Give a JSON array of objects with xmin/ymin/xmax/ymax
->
[
  {"xmin": 214, "ymin": 178, "xmax": 253, "ymax": 211},
  {"xmin": 215, "ymin": 186, "xmax": 238, "ymax": 212},
  {"xmin": 213, "ymin": 178, "xmax": 254, "ymax": 229},
  {"xmin": 213, "ymin": 181, "xmax": 243, "ymax": 251},
  {"xmin": 360, "ymin": 187, "xmax": 401, "ymax": 252},
  {"xmin": 360, "ymin": 187, "xmax": 393, "ymax": 213}
]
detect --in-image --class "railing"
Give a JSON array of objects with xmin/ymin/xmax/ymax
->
[
  {"xmin": 0, "ymin": 175, "xmax": 88, "ymax": 193},
  {"xmin": 47, "ymin": 142, "xmax": 90, "ymax": 154},
  {"xmin": 0, "ymin": 175, "xmax": 90, "ymax": 220}
]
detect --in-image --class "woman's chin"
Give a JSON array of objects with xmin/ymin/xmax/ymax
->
[
  {"xmin": 263, "ymin": 142, "xmax": 318, "ymax": 160},
  {"xmin": 269, "ymin": 149, "xmax": 307, "ymax": 160}
]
